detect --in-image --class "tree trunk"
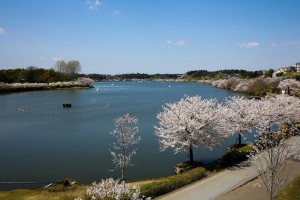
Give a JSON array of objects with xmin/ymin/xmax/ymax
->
[
  {"xmin": 189, "ymin": 145, "xmax": 194, "ymax": 163},
  {"xmin": 238, "ymin": 133, "xmax": 242, "ymax": 146},
  {"xmin": 121, "ymin": 167, "xmax": 125, "ymax": 180}
]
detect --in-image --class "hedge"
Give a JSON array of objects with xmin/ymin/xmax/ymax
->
[{"xmin": 140, "ymin": 167, "xmax": 206, "ymax": 198}]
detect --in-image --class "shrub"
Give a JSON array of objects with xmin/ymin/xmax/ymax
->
[
  {"xmin": 237, "ymin": 145, "xmax": 255, "ymax": 153},
  {"xmin": 45, "ymin": 179, "xmax": 80, "ymax": 192},
  {"xmin": 75, "ymin": 178, "xmax": 150, "ymax": 200},
  {"xmin": 227, "ymin": 144, "xmax": 247, "ymax": 152},
  {"xmin": 208, "ymin": 145, "xmax": 255, "ymax": 170},
  {"xmin": 175, "ymin": 161, "xmax": 203, "ymax": 174},
  {"xmin": 220, "ymin": 151, "xmax": 247, "ymax": 166},
  {"xmin": 140, "ymin": 167, "xmax": 206, "ymax": 198},
  {"xmin": 226, "ymin": 78, "xmax": 240, "ymax": 90}
]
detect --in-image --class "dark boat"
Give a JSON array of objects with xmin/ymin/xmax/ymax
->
[{"xmin": 63, "ymin": 103, "xmax": 72, "ymax": 108}]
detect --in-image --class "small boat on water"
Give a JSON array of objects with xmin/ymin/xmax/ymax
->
[
  {"xmin": 96, "ymin": 88, "xmax": 101, "ymax": 91},
  {"xmin": 63, "ymin": 103, "xmax": 72, "ymax": 108}
]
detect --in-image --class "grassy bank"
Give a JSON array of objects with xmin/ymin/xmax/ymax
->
[
  {"xmin": 276, "ymin": 176, "xmax": 300, "ymax": 200},
  {"xmin": 0, "ymin": 167, "xmax": 206, "ymax": 200},
  {"xmin": 0, "ymin": 186, "xmax": 87, "ymax": 200}
]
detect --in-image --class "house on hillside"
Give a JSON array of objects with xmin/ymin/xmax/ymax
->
[
  {"xmin": 277, "ymin": 66, "xmax": 296, "ymax": 73},
  {"xmin": 296, "ymin": 63, "xmax": 300, "ymax": 72},
  {"xmin": 273, "ymin": 66, "xmax": 296, "ymax": 77}
]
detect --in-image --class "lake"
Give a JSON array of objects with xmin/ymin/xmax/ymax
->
[{"xmin": 0, "ymin": 81, "xmax": 239, "ymax": 190}]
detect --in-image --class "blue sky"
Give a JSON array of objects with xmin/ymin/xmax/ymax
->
[{"xmin": 0, "ymin": 0, "xmax": 299, "ymax": 74}]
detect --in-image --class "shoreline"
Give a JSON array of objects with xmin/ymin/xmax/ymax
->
[
  {"xmin": 0, "ymin": 79, "xmax": 188, "ymax": 94},
  {"xmin": 0, "ymin": 82, "xmax": 94, "ymax": 94},
  {"xmin": 198, "ymin": 77, "xmax": 300, "ymax": 96},
  {"xmin": 2, "ymin": 159, "xmax": 299, "ymax": 199}
]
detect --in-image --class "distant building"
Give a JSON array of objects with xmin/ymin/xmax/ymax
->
[
  {"xmin": 278, "ymin": 66, "xmax": 296, "ymax": 73},
  {"xmin": 273, "ymin": 65, "xmax": 296, "ymax": 77},
  {"xmin": 295, "ymin": 63, "xmax": 300, "ymax": 72}
]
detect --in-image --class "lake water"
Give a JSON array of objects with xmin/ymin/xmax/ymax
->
[{"xmin": 0, "ymin": 82, "xmax": 240, "ymax": 190}]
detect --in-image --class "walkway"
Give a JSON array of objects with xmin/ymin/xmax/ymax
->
[
  {"xmin": 157, "ymin": 136, "xmax": 300, "ymax": 200},
  {"xmin": 218, "ymin": 159, "xmax": 300, "ymax": 200},
  {"xmin": 156, "ymin": 160, "xmax": 259, "ymax": 200}
]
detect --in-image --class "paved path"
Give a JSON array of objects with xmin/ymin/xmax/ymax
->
[
  {"xmin": 218, "ymin": 159, "xmax": 300, "ymax": 200},
  {"xmin": 157, "ymin": 136, "xmax": 300, "ymax": 200},
  {"xmin": 156, "ymin": 160, "xmax": 259, "ymax": 200}
]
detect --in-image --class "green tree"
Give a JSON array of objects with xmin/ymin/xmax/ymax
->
[{"xmin": 264, "ymin": 69, "xmax": 275, "ymax": 78}]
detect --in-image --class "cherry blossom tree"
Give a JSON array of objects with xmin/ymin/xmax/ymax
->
[
  {"xmin": 224, "ymin": 96, "xmax": 257, "ymax": 146},
  {"xmin": 76, "ymin": 77, "xmax": 95, "ymax": 86},
  {"xmin": 110, "ymin": 114, "xmax": 140, "ymax": 180},
  {"xmin": 249, "ymin": 95, "xmax": 300, "ymax": 200},
  {"xmin": 252, "ymin": 95, "xmax": 300, "ymax": 131},
  {"xmin": 75, "ymin": 178, "xmax": 151, "ymax": 200},
  {"xmin": 155, "ymin": 96, "xmax": 229, "ymax": 163}
]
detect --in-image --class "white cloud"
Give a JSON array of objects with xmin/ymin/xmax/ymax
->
[
  {"xmin": 0, "ymin": 27, "xmax": 7, "ymax": 36},
  {"xmin": 175, "ymin": 40, "xmax": 187, "ymax": 46},
  {"xmin": 39, "ymin": 56, "xmax": 46, "ymax": 60},
  {"xmin": 165, "ymin": 40, "xmax": 187, "ymax": 46},
  {"xmin": 52, "ymin": 57, "xmax": 61, "ymax": 62},
  {"xmin": 86, "ymin": 0, "xmax": 101, "ymax": 10},
  {"xmin": 238, "ymin": 42, "xmax": 260, "ymax": 48}
]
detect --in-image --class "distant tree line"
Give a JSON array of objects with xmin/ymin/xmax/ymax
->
[
  {"xmin": 0, "ymin": 68, "xmax": 181, "ymax": 83},
  {"xmin": 87, "ymin": 73, "xmax": 180, "ymax": 81},
  {"xmin": 1, "ymin": 64, "xmax": 276, "ymax": 84},
  {"xmin": 0, "ymin": 67, "xmax": 85, "ymax": 83},
  {"xmin": 114, "ymin": 73, "xmax": 180, "ymax": 80},
  {"xmin": 0, "ymin": 67, "xmax": 62, "ymax": 83}
]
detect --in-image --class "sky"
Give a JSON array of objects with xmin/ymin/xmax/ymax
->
[{"xmin": 0, "ymin": 0, "xmax": 300, "ymax": 74}]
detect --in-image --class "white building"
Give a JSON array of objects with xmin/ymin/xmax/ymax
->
[{"xmin": 295, "ymin": 63, "xmax": 300, "ymax": 72}]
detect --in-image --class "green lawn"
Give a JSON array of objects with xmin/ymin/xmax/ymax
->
[
  {"xmin": 0, "ymin": 186, "xmax": 87, "ymax": 200},
  {"xmin": 282, "ymin": 72, "xmax": 300, "ymax": 78},
  {"xmin": 276, "ymin": 176, "xmax": 300, "ymax": 200}
]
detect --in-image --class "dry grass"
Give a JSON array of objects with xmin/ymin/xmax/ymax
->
[
  {"xmin": 276, "ymin": 176, "xmax": 300, "ymax": 200},
  {"xmin": 0, "ymin": 186, "xmax": 87, "ymax": 200}
]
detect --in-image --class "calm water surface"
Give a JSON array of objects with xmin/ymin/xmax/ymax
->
[{"xmin": 0, "ymin": 82, "xmax": 241, "ymax": 190}]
